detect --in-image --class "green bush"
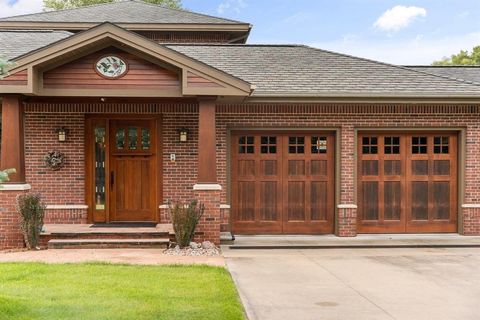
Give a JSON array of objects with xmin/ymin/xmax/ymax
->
[
  {"xmin": 168, "ymin": 200, "xmax": 205, "ymax": 247},
  {"xmin": 16, "ymin": 193, "xmax": 46, "ymax": 249}
]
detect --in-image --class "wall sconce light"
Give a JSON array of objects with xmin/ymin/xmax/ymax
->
[
  {"xmin": 55, "ymin": 127, "xmax": 68, "ymax": 142},
  {"xmin": 178, "ymin": 128, "xmax": 189, "ymax": 142}
]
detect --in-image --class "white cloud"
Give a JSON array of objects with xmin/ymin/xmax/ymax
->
[
  {"xmin": 217, "ymin": 0, "xmax": 246, "ymax": 15},
  {"xmin": 374, "ymin": 5, "xmax": 427, "ymax": 32},
  {"xmin": 0, "ymin": 0, "xmax": 43, "ymax": 18},
  {"xmin": 308, "ymin": 32, "xmax": 480, "ymax": 65}
]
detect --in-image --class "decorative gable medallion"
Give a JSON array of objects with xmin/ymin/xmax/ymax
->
[{"xmin": 95, "ymin": 55, "xmax": 128, "ymax": 79}]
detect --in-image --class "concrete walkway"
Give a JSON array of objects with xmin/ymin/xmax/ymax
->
[
  {"xmin": 0, "ymin": 249, "xmax": 224, "ymax": 266},
  {"xmin": 223, "ymin": 247, "xmax": 480, "ymax": 320}
]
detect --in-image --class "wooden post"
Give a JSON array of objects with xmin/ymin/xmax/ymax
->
[
  {"xmin": 197, "ymin": 98, "xmax": 217, "ymax": 183},
  {"xmin": 1, "ymin": 95, "xmax": 25, "ymax": 183}
]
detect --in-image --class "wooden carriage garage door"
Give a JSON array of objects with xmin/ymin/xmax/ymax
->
[
  {"xmin": 358, "ymin": 132, "xmax": 457, "ymax": 233},
  {"xmin": 231, "ymin": 132, "xmax": 335, "ymax": 234}
]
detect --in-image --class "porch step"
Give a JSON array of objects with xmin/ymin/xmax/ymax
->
[{"xmin": 47, "ymin": 238, "xmax": 170, "ymax": 249}]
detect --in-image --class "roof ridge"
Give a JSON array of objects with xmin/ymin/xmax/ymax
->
[
  {"xmin": 0, "ymin": 1, "xmax": 121, "ymax": 21},
  {"xmin": 129, "ymin": 0, "xmax": 248, "ymax": 24},
  {"xmin": 300, "ymin": 45, "xmax": 480, "ymax": 89},
  {"xmin": 0, "ymin": 0, "xmax": 248, "ymax": 25}
]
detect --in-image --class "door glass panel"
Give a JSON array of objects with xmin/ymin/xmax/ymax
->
[
  {"xmin": 239, "ymin": 136, "xmax": 254, "ymax": 154},
  {"xmin": 412, "ymin": 182, "xmax": 428, "ymax": 220},
  {"xmin": 115, "ymin": 128, "xmax": 125, "ymax": 150},
  {"xmin": 141, "ymin": 128, "xmax": 151, "ymax": 150},
  {"xmin": 94, "ymin": 127, "xmax": 106, "ymax": 210},
  {"xmin": 362, "ymin": 182, "xmax": 378, "ymax": 220},
  {"xmin": 128, "ymin": 127, "xmax": 138, "ymax": 150}
]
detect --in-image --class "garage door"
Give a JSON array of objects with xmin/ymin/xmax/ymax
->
[
  {"xmin": 358, "ymin": 132, "xmax": 457, "ymax": 233},
  {"xmin": 231, "ymin": 132, "xmax": 335, "ymax": 234}
]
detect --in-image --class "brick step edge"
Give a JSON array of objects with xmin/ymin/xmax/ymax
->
[{"xmin": 47, "ymin": 238, "xmax": 170, "ymax": 249}]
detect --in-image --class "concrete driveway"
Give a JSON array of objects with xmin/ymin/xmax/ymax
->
[{"xmin": 224, "ymin": 247, "xmax": 480, "ymax": 320}]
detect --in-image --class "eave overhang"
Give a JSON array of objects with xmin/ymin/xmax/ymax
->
[{"xmin": 0, "ymin": 22, "xmax": 253, "ymax": 98}]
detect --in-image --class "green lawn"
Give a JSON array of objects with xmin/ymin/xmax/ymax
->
[{"xmin": 0, "ymin": 263, "xmax": 245, "ymax": 320}]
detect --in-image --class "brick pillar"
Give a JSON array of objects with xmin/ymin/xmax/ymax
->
[
  {"xmin": 0, "ymin": 187, "xmax": 29, "ymax": 249},
  {"xmin": 194, "ymin": 187, "xmax": 221, "ymax": 245},
  {"xmin": 336, "ymin": 124, "xmax": 357, "ymax": 237},
  {"xmin": 461, "ymin": 206, "xmax": 480, "ymax": 235}
]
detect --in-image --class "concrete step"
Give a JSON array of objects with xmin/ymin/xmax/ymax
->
[{"xmin": 48, "ymin": 238, "xmax": 170, "ymax": 249}]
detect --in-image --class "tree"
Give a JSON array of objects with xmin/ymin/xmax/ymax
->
[
  {"xmin": 43, "ymin": 0, "xmax": 182, "ymax": 11},
  {"xmin": 433, "ymin": 45, "xmax": 480, "ymax": 65},
  {"xmin": 0, "ymin": 56, "xmax": 15, "ymax": 79}
]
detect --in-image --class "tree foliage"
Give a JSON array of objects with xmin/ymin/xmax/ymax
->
[
  {"xmin": 433, "ymin": 45, "xmax": 480, "ymax": 65},
  {"xmin": 43, "ymin": 0, "xmax": 182, "ymax": 11},
  {"xmin": 0, "ymin": 56, "xmax": 15, "ymax": 79}
]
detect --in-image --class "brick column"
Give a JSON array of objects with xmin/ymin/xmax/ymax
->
[
  {"xmin": 0, "ymin": 186, "xmax": 30, "ymax": 249},
  {"xmin": 336, "ymin": 124, "xmax": 357, "ymax": 237},
  {"xmin": 193, "ymin": 98, "xmax": 221, "ymax": 245},
  {"xmin": 461, "ymin": 125, "xmax": 480, "ymax": 235}
]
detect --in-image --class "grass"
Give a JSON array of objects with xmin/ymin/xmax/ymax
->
[{"xmin": 0, "ymin": 263, "xmax": 245, "ymax": 320}]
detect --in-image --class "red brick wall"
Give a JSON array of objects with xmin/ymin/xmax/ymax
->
[
  {"xmin": 3, "ymin": 103, "xmax": 478, "ymax": 243},
  {"xmin": 0, "ymin": 190, "xmax": 28, "ymax": 249},
  {"xmin": 24, "ymin": 113, "xmax": 87, "ymax": 223}
]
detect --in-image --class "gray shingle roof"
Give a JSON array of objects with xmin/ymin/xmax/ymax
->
[
  {"xmin": 0, "ymin": 0, "xmax": 246, "ymax": 24},
  {"xmin": 406, "ymin": 66, "xmax": 480, "ymax": 85},
  {"xmin": 168, "ymin": 44, "xmax": 480, "ymax": 96},
  {"xmin": 0, "ymin": 30, "xmax": 72, "ymax": 60}
]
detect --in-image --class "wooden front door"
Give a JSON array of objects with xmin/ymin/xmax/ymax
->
[
  {"xmin": 109, "ymin": 120, "xmax": 157, "ymax": 222},
  {"xmin": 358, "ymin": 132, "xmax": 458, "ymax": 233},
  {"xmin": 231, "ymin": 132, "xmax": 335, "ymax": 234}
]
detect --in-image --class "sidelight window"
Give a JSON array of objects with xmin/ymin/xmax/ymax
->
[{"xmin": 94, "ymin": 127, "xmax": 106, "ymax": 210}]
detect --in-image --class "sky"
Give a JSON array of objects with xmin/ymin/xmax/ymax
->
[{"xmin": 1, "ymin": 0, "xmax": 480, "ymax": 65}]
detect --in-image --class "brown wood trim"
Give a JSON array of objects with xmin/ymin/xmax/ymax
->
[
  {"xmin": 197, "ymin": 99, "xmax": 217, "ymax": 183},
  {"xmin": 0, "ymin": 95, "xmax": 25, "ymax": 183}
]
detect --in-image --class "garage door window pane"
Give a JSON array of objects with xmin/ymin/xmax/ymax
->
[
  {"xmin": 261, "ymin": 136, "xmax": 277, "ymax": 154},
  {"xmin": 434, "ymin": 136, "xmax": 449, "ymax": 154},
  {"xmin": 239, "ymin": 136, "xmax": 254, "ymax": 154},
  {"xmin": 289, "ymin": 136, "xmax": 305, "ymax": 154},
  {"xmin": 412, "ymin": 136, "xmax": 427, "ymax": 154},
  {"xmin": 362, "ymin": 137, "xmax": 378, "ymax": 154},
  {"xmin": 312, "ymin": 137, "xmax": 327, "ymax": 154},
  {"xmin": 384, "ymin": 136, "xmax": 400, "ymax": 154}
]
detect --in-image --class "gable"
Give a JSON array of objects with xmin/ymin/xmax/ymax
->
[
  {"xmin": 43, "ymin": 47, "xmax": 180, "ymax": 94},
  {"xmin": 0, "ymin": 23, "xmax": 252, "ymax": 97}
]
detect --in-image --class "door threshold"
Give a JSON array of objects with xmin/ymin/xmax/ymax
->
[{"xmin": 91, "ymin": 222, "xmax": 158, "ymax": 228}]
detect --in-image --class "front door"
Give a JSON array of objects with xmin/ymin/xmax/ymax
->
[
  {"xmin": 109, "ymin": 120, "xmax": 156, "ymax": 221},
  {"xmin": 231, "ymin": 131, "xmax": 335, "ymax": 234}
]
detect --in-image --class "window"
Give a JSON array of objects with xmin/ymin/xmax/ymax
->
[
  {"xmin": 239, "ymin": 136, "xmax": 254, "ymax": 154},
  {"xmin": 384, "ymin": 136, "xmax": 400, "ymax": 154},
  {"xmin": 312, "ymin": 137, "xmax": 327, "ymax": 154},
  {"xmin": 434, "ymin": 136, "xmax": 449, "ymax": 154},
  {"xmin": 362, "ymin": 137, "xmax": 378, "ymax": 154},
  {"xmin": 94, "ymin": 127, "xmax": 106, "ymax": 210},
  {"xmin": 289, "ymin": 136, "xmax": 305, "ymax": 154},
  {"xmin": 261, "ymin": 136, "xmax": 277, "ymax": 154},
  {"xmin": 412, "ymin": 136, "xmax": 428, "ymax": 154}
]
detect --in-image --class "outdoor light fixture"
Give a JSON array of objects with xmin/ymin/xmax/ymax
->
[
  {"xmin": 178, "ymin": 128, "xmax": 189, "ymax": 142},
  {"xmin": 56, "ymin": 127, "xmax": 68, "ymax": 142}
]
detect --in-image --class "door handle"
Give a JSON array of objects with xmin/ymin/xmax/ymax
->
[{"xmin": 110, "ymin": 171, "xmax": 114, "ymax": 190}]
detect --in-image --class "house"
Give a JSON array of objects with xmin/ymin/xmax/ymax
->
[{"xmin": 1, "ymin": 0, "xmax": 480, "ymax": 249}]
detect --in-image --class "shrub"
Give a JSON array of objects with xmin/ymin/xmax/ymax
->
[
  {"xmin": 16, "ymin": 193, "xmax": 46, "ymax": 250},
  {"xmin": 168, "ymin": 200, "xmax": 205, "ymax": 248}
]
